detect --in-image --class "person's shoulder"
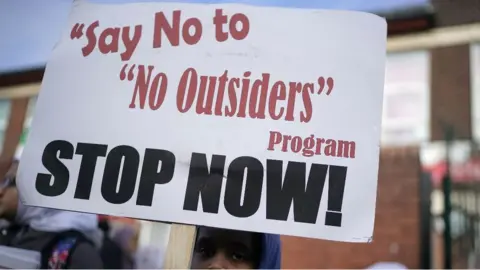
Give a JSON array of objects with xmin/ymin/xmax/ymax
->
[{"xmin": 68, "ymin": 241, "xmax": 103, "ymax": 269}]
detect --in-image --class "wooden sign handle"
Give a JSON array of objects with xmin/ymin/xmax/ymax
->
[{"xmin": 163, "ymin": 224, "xmax": 197, "ymax": 269}]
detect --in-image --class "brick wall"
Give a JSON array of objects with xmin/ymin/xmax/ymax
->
[
  {"xmin": 430, "ymin": 44, "xmax": 472, "ymax": 141},
  {"xmin": 431, "ymin": 0, "xmax": 480, "ymax": 27},
  {"xmin": 281, "ymin": 147, "xmax": 421, "ymax": 269}
]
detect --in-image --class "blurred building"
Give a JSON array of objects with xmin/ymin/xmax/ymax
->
[
  {"xmin": 283, "ymin": 0, "xmax": 480, "ymax": 269},
  {"xmin": 1, "ymin": 0, "xmax": 480, "ymax": 269}
]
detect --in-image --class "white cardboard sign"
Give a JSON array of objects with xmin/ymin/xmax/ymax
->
[{"xmin": 17, "ymin": 1, "xmax": 386, "ymax": 242}]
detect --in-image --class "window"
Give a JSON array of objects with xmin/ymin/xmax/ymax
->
[
  {"xmin": 382, "ymin": 50, "xmax": 430, "ymax": 145},
  {"xmin": 471, "ymin": 43, "xmax": 480, "ymax": 141}
]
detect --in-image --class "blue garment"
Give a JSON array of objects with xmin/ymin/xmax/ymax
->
[{"xmin": 259, "ymin": 233, "xmax": 281, "ymax": 269}]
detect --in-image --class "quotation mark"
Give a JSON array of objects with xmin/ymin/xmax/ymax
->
[
  {"xmin": 317, "ymin": 77, "xmax": 335, "ymax": 95},
  {"xmin": 119, "ymin": 64, "xmax": 137, "ymax": 81},
  {"xmin": 70, "ymin": 23, "xmax": 85, "ymax": 39}
]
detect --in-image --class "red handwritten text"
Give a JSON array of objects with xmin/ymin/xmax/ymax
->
[
  {"xmin": 70, "ymin": 21, "xmax": 142, "ymax": 61},
  {"xmin": 213, "ymin": 9, "xmax": 250, "ymax": 42},
  {"xmin": 120, "ymin": 64, "xmax": 168, "ymax": 110},
  {"xmin": 153, "ymin": 9, "xmax": 250, "ymax": 48},
  {"xmin": 153, "ymin": 10, "xmax": 203, "ymax": 48},
  {"xmin": 121, "ymin": 65, "xmax": 335, "ymax": 124},
  {"xmin": 267, "ymin": 131, "xmax": 356, "ymax": 159},
  {"xmin": 70, "ymin": 9, "xmax": 251, "ymax": 59}
]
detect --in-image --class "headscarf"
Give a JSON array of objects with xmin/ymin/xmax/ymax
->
[{"xmin": 258, "ymin": 234, "xmax": 282, "ymax": 269}]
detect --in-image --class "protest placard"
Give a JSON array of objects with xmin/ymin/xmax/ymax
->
[{"xmin": 17, "ymin": 0, "xmax": 386, "ymax": 244}]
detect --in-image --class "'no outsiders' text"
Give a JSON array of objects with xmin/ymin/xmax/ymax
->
[{"xmin": 68, "ymin": 9, "xmax": 355, "ymax": 157}]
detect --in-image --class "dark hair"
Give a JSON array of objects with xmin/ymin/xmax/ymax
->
[{"xmin": 251, "ymin": 232, "xmax": 263, "ymax": 268}]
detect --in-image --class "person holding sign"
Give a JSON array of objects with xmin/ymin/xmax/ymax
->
[
  {"xmin": 0, "ymin": 160, "xmax": 103, "ymax": 269},
  {"xmin": 191, "ymin": 227, "xmax": 281, "ymax": 269}
]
